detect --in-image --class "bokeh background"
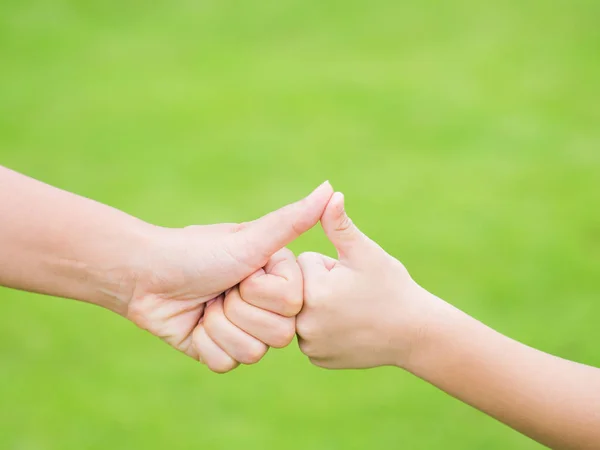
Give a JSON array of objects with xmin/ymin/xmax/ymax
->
[{"xmin": 1, "ymin": 1, "xmax": 599, "ymax": 449}]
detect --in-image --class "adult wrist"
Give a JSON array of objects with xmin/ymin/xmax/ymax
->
[{"xmin": 89, "ymin": 219, "xmax": 160, "ymax": 317}]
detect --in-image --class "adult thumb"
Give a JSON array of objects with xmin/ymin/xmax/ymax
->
[
  {"xmin": 232, "ymin": 181, "xmax": 334, "ymax": 265},
  {"xmin": 321, "ymin": 192, "xmax": 377, "ymax": 263}
]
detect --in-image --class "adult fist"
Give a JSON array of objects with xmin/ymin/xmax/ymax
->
[
  {"xmin": 296, "ymin": 192, "xmax": 441, "ymax": 369},
  {"xmin": 194, "ymin": 248, "xmax": 302, "ymax": 373},
  {"xmin": 126, "ymin": 182, "xmax": 333, "ymax": 363}
]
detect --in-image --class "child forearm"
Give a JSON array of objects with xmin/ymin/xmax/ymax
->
[
  {"xmin": 296, "ymin": 191, "xmax": 600, "ymax": 449},
  {"xmin": 406, "ymin": 290, "xmax": 600, "ymax": 450}
]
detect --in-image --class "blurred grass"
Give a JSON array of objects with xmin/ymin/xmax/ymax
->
[{"xmin": 1, "ymin": 0, "xmax": 599, "ymax": 449}]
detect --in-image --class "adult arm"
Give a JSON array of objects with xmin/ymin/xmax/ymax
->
[
  {"xmin": 0, "ymin": 165, "xmax": 333, "ymax": 366},
  {"xmin": 0, "ymin": 165, "xmax": 150, "ymax": 314}
]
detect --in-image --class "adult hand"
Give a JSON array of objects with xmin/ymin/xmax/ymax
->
[
  {"xmin": 195, "ymin": 247, "xmax": 303, "ymax": 373},
  {"xmin": 127, "ymin": 182, "xmax": 333, "ymax": 362}
]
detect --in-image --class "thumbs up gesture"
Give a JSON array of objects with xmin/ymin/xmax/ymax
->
[
  {"xmin": 126, "ymin": 182, "xmax": 333, "ymax": 367},
  {"xmin": 296, "ymin": 192, "xmax": 439, "ymax": 370}
]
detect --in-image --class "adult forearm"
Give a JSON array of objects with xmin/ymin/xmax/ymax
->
[
  {"xmin": 0, "ymin": 166, "xmax": 153, "ymax": 315},
  {"xmin": 406, "ymin": 290, "xmax": 600, "ymax": 449}
]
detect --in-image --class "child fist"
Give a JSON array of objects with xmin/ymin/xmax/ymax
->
[{"xmin": 296, "ymin": 193, "xmax": 444, "ymax": 370}]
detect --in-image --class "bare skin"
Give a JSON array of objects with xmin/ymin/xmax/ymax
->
[
  {"xmin": 293, "ymin": 192, "xmax": 600, "ymax": 450},
  {"xmin": 4, "ymin": 164, "xmax": 599, "ymax": 448},
  {"xmin": 195, "ymin": 247, "xmax": 304, "ymax": 373},
  {"xmin": 0, "ymin": 165, "xmax": 332, "ymax": 366}
]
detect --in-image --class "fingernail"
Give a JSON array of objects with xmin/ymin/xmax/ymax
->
[
  {"xmin": 332, "ymin": 191, "xmax": 344, "ymax": 207},
  {"xmin": 314, "ymin": 180, "xmax": 331, "ymax": 192}
]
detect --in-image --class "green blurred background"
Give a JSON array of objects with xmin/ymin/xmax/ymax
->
[{"xmin": 1, "ymin": 1, "xmax": 599, "ymax": 448}]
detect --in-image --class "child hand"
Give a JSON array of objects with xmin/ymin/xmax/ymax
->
[{"xmin": 296, "ymin": 192, "xmax": 445, "ymax": 370}]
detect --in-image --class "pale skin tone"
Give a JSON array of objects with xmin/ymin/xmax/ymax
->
[
  {"xmin": 293, "ymin": 192, "xmax": 600, "ymax": 450},
  {"xmin": 197, "ymin": 247, "xmax": 304, "ymax": 372},
  {"xmin": 0, "ymin": 165, "xmax": 332, "ymax": 365},
  {"xmin": 2, "ymin": 166, "xmax": 599, "ymax": 448}
]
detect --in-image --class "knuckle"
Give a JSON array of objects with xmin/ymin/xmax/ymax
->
[
  {"xmin": 191, "ymin": 327, "xmax": 205, "ymax": 350},
  {"xmin": 336, "ymin": 214, "xmax": 354, "ymax": 233},
  {"xmin": 203, "ymin": 311, "xmax": 224, "ymax": 337},
  {"xmin": 280, "ymin": 290, "xmax": 303, "ymax": 317},
  {"xmin": 298, "ymin": 338, "xmax": 318, "ymax": 359},
  {"xmin": 202, "ymin": 312, "xmax": 216, "ymax": 333},
  {"xmin": 302, "ymin": 285, "xmax": 318, "ymax": 305},
  {"xmin": 270, "ymin": 319, "xmax": 296, "ymax": 349},
  {"xmin": 297, "ymin": 252, "xmax": 309, "ymax": 263},
  {"xmin": 239, "ymin": 342, "xmax": 267, "ymax": 365},
  {"xmin": 206, "ymin": 359, "xmax": 237, "ymax": 374},
  {"xmin": 239, "ymin": 277, "xmax": 263, "ymax": 302},
  {"xmin": 222, "ymin": 294, "xmax": 239, "ymax": 321},
  {"xmin": 297, "ymin": 251, "xmax": 317, "ymax": 265},
  {"xmin": 303, "ymin": 284, "xmax": 326, "ymax": 306},
  {"xmin": 290, "ymin": 218, "xmax": 305, "ymax": 237},
  {"xmin": 277, "ymin": 247, "xmax": 295, "ymax": 259},
  {"xmin": 296, "ymin": 315, "xmax": 318, "ymax": 341},
  {"xmin": 241, "ymin": 273, "xmax": 260, "ymax": 291}
]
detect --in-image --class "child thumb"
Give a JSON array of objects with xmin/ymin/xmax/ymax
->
[{"xmin": 321, "ymin": 192, "xmax": 376, "ymax": 264}]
